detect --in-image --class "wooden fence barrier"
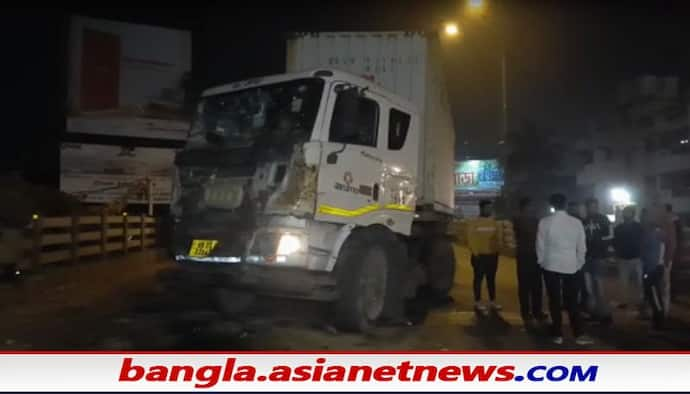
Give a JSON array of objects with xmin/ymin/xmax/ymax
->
[{"xmin": 23, "ymin": 214, "xmax": 157, "ymax": 267}]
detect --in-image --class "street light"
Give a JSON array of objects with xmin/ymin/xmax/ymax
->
[
  {"xmin": 467, "ymin": 0, "xmax": 487, "ymax": 15},
  {"xmin": 444, "ymin": 22, "xmax": 460, "ymax": 37},
  {"xmin": 610, "ymin": 187, "xmax": 632, "ymax": 206}
]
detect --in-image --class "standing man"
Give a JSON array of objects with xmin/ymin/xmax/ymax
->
[
  {"xmin": 567, "ymin": 201, "xmax": 588, "ymax": 311},
  {"xmin": 613, "ymin": 206, "xmax": 644, "ymax": 312},
  {"xmin": 538, "ymin": 193, "xmax": 592, "ymax": 345},
  {"xmin": 568, "ymin": 202, "xmax": 584, "ymax": 221},
  {"xmin": 582, "ymin": 198, "xmax": 613, "ymax": 323},
  {"xmin": 467, "ymin": 200, "xmax": 503, "ymax": 313},
  {"xmin": 640, "ymin": 208, "xmax": 666, "ymax": 330},
  {"xmin": 659, "ymin": 204, "xmax": 678, "ymax": 316},
  {"xmin": 513, "ymin": 197, "xmax": 546, "ymax": 326}
]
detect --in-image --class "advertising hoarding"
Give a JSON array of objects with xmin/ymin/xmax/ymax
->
[
  {"xmin": 455, "ymin": 159, "xmax": 504, "ymax": 195},
  {"xmin": 60, "ymin": 143, "xmax": 175, "ymax": 204},
  {"xmin": 66, "ymin": 16, "xmax": 191, "ymax": 140}
]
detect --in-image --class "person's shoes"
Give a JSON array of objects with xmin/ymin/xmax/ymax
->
[
  {"xmin": 583, "ymin": 313, "xmax": 599, "ymax": 322},
  {"xmin": 523, "ymin": 318, "xmax": 537, "ymax": 330},
  {"xmin": 475, "ymin": 302, "xmax": 488, "ymax": 313},
  {"xmin": 575, "ymin": 335, "xmax": 595, "ymax": 346},
  {"xmin": 651, "ymin": 318, "xmax": 665, "ymax": 331},
  {"xmin": 650, "ymin": 324, "xmax": 665, "ymax": 334},
  {"xmin": 637, "ymin": 309, "xmax": 651, "ymax": 320},
  {"xmin": 489, "ymin": 302, "xmax": 503, "ymax": 311},
  {"xmin": 551, "ymin": 336, "xmax": 564, "ymax": 345},
  {"xmin": 534, "ymin": 312, "xmax": 549, "ymax": 323}
]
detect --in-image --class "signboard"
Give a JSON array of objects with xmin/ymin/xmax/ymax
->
[
  {"xmin": 60, "ymin": 143, "xmax": 175, "ymax": 204},
  {"xmin": 66, "ymin": 16, "xmax": 191, "ymax": 140},
  {"xmin": 455, "ymin": 160, "xmax": 504, "ymax": 195}
]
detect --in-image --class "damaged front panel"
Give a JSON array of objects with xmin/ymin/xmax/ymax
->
[
  {"xmin": 264, "ymin": 142, "xmax": 321, "ymax": 217},
  {"xmin": 171, "ymin": 142, "xmax": 322, "ymax": 264},
  {"xmin": 171, "ymin": 75, "xmax": 327, "ymax": 265}
]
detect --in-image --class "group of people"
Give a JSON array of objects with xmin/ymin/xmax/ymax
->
[{"xmin": 465, "ymin": 195, "xmax": 681, "ymax": 345}]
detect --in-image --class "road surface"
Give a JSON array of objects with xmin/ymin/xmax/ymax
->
[{"xmin": 1, "ymin": 247, "xmax": 689, "ymax": 350}]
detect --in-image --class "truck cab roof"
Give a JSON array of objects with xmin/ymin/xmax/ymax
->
[{"xmin": 202, "ymin": 69, "xmax": 417, "ymax": 114}]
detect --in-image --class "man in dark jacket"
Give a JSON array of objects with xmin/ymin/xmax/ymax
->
[
  {"xmin": 568, "ymin": 201, "xmax": 587, "ymax": 310},
  {"xmin": 568, "ymin": 202, "xmax": 584, "ymax": 221},
  {"xmin": 613, "ymin": 206, "xmax": 644, "ymax": 312},
  {"xmin": 582, "ymin": 198, "xmax": 612, "ymax": 323},
  {"xmin": 513, "ymin": 197, "xmax": 545, "ymax": 326},
  {"xmin": 660, "ymin": 204, "xmax": 679, "ymax": 315},
  {"xmin": 640, "ymin": 209, "xmax": 666, "ymax": 330}
]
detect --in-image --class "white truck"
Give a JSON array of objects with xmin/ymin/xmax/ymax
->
[{"xmin": 170, "ymin": 31, "xmax": 456, "ymax": 331}]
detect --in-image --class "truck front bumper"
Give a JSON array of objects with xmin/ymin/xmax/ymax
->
[
  {"xmin": 171, "ymin": 213, "xmax": 337, "ymax": 301},
  {"xmin": 174, "ymin": 257, "xmax": 338, "ymax": 301}
]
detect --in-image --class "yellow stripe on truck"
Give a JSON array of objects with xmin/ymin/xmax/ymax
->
[
  {"xmin": 317, "ymin": 204, "xmax": 379, "ymax": 217},
  {"xmin": 317, "ymin": 203, "xmax": 413, "ymax": 217},
  {"xmin": 384, "ymin": 203, "xmax": 414, "ymax": 212}
]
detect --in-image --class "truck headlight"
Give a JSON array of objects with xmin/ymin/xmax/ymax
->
[{"xmin": 276, "ymin": 233, "xmax": 302, "ymax": 256}]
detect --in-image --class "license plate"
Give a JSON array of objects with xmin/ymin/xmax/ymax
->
[{"xmin": 189, "ymin": 240, "xmax": 219, "ymax": 257}]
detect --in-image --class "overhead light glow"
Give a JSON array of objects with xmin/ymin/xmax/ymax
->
[
  {"xmin": 444, "ymin": 22, "xmax": 460, "ymax": 37},
  {"xmin": 610, "ymin": 187, "xmax": 631, "ymax": 205},
  {"xmin": 467, "ymin": 0, "xmax": 487, "ymax": 16}
]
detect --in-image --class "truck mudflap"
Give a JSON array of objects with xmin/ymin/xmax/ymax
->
[{"xmin": 175, "ymin": 259, "xmax": 338, "ymax": 302}]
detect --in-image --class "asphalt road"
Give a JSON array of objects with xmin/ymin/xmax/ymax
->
[{"xmin": 1, "ymin": 247, "xmax": 689, "ymax": 350}]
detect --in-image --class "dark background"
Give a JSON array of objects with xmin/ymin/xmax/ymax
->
[{"xmin": 3, "ymin": 2, "xmax": 690, "ymax": 186}]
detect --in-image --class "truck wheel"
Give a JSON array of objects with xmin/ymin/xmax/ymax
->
[
  {"xmin": 334, "ymin": 231, "xmax": 398, "ymax": 332},
  {"xmin": 425, "ymin": 238, "xmax": 456, "ymax": 297}
]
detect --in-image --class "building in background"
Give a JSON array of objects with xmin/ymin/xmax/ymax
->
[
  {"xmin": 575, "ymin": 75, "xmax": 690, "ymax": 221},
  {"xmin": 454, "ymin": 159, "xmax": 504, "ymax": 217}
]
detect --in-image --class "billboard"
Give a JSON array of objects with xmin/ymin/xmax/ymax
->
[
  {"xmin": 455, "ymin": 160, "xmax": 504, "ymax": 195},
  {"xmin": 66, "ymin": 16, "xmax": 191, "ymax": 140},
  {"xmin": 60, "ymin": 143, "xmax": 175, "ymax": 204}
]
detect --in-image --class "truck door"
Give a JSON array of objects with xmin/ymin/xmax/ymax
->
[
  {"xmin": 314, "ymin": 84, "xmax": 386, "ymax": 227},
  {"xmin": 380, "ymin": 107, "xmax": 417, "ymax": 212}
]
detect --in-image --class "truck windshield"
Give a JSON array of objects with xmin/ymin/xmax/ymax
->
[{"xmin": 186, "ymin": 78, "xmax": 324, "ymax": 149}]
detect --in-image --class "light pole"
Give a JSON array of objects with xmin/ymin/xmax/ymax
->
[
  {"xmin": 464, "ymin": 0, "xmax": 508, "ymax": 142},
  {"xmin": 500, "ymin": 52, "xmax": 507, "ymax": 142}
]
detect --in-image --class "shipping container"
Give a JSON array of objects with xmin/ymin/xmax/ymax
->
[{"xmin": 286, "ymin": 31, "xmax": 456, "ymax": 213}]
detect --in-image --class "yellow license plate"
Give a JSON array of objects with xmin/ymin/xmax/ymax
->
[{"xmin": 189, "ymin": 240, "xmax": 219, "ymax": 257}]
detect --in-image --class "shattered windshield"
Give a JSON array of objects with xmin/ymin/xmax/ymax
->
[{"xmin": 186, "ymin": 78, "xmax": 324, "ymax": 150}]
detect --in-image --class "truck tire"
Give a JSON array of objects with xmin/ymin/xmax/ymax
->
[
  {"xmin": 424, "ymin": 238, "xmax": 456, "ymax": 297},
  {"xmin": 334, "ymin": 229, "xmax": 404, "ymax": 332}
]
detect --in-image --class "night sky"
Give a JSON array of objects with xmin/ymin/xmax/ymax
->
[{"xmin": 3, "ymin": 2, "xmax": 690, "ymax": 184}]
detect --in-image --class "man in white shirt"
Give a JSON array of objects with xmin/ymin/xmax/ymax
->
[{"xmin": 537, "ymin": 193, "xmax": 593, "ymax": 345}]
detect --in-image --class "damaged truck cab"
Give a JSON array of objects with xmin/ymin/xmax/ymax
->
[{"xmin": 171, "ymin": 68, "xmax": 455, "ymax": 332}]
